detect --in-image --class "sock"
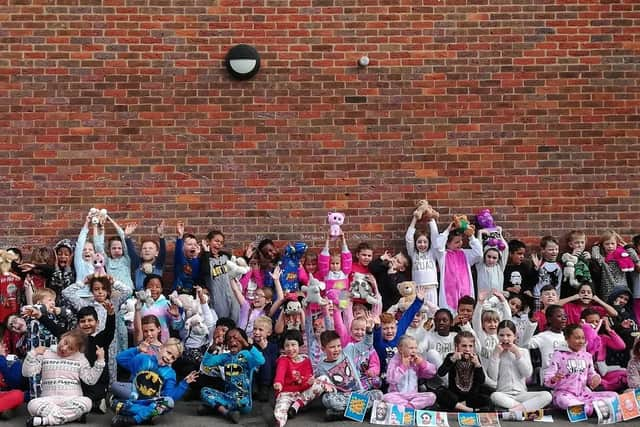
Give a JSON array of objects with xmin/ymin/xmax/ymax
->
[
  {"xmin": 292, "ymin": 399, "xmax": 303, "ymax": 412},
  {"xmin": 31, "ymin": 417, "xmax": 45, "ymax": 426}
]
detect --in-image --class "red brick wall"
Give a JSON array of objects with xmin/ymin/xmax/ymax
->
[{"xmin": 2, "ymin": 0, "xmax": 639, "ymax": 254}]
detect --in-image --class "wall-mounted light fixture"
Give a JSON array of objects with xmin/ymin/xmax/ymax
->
[
  {"xmin": 225, "ymin": 44, "xmax": 261, "ymax": 80},
  {"xmin": 358, "ymin": 56, "xmax": 370, "ymax": 67}
]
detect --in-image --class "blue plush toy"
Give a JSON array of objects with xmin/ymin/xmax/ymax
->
[{"xmin": 279, "ymin": 242, "xmax": 307, "ymax": 293}]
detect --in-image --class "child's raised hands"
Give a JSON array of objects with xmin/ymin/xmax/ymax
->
[
  {"xmin": 270, "ymin": 265, "xmax": 282, "ymax": 282},
  {"xmin": 124, "ymin": 222, "xmax": 138, "ymax": 237},
  {"xmin": 245, "ymin": 242, "xmax": 257, "ymax": 259},
  {"xmin": 196, "ymin": 286, "xmax": 207, "ymax": 304},
  {"xmin": 416, "ymin": 285, "xmax": 427, "ymax": 301},
  {"xmin": 156, "ymin": 220, "xmax": 165, "ymax": 238},
  {"xmin": 201, "ymin": 239, "xmax": 210, "ymax": 252},
  {"xmin": 381, "ymin": 250, "xmax": 392, "ymax": 262},
  {"xmin": 138, "ymin": 341, "xmax": 152, "ymax": 354},
  {"xmin": 364, "ymin": 311, "xmax": 374, "ymax": 331},
  {"xmin": 96, "ymin": 346, "xmax": 105, "ymax": 361},
  {"xmin": 176, "ymin": 221, "xmax": 185, "ymax": 238}
]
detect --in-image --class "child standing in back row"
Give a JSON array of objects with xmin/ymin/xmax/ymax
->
[{"xmin": 406, "ymin": 211, "xmax": 439, "ymax": 307}]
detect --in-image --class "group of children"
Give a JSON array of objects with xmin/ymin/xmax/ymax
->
[{"xmin": 1, "ymin": 206, "xmax": 640, "ymax": 427}]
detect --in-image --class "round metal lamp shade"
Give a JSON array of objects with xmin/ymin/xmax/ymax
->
[{"xmin": 225, "ymin": 44, "xmax": 261, "ymax": 80}]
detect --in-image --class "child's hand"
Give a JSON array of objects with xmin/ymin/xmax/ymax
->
[
  {"xmin": 470, "ymin": 352, "xmax": 481, "ymax": 367},
  {"xmin": 451, "ymin": 352, "xmax": 462, "ymax": 362},
  {"xmin": 381, "ymin": 250, "xmax": 392, "ymax": 262},
  {"xmin": 621, "ymin": 319, "xmax": 633, "ymax": 329},
  {"xmin": 365, "ymin": 274, "xmax": 378, "ymax": 293},
  {"xmin": 412, "ymin": 355, "xmax": 423, "ymax": 365},
  {"xmin": 582, "ymin": 251, "xmax": 591, "ymax": 260},
  {"xmin": 156, "ymin": 220, "xmax": 165, "ymax": 238},
  {"xmin": 184, "ymin": 371, "xmax": 199, "ymax": 384},
  {"xmin": 102, "ymin": 300, "xmax": 115, "ymax": 315},
  {"xmin": 589, "ymin": 374, "xmax": 601, "ymax": 389},
  {"xmin": 177, "ymin": 221, "xmax": 184, "ymax": 238},
  {"xmin": 416, "ymin": 285, "xmax": 427, "ymax": 301},
  {"xmin": 401, "ymin": 354, "xmax": 411, "ymax": 367},
  {"xmin": 464, "ymin": 224, "xmax": 475, "ymax": 237},
  {"xmin": 34, "ymin": 346, "xmax": 47, "ymax": 356},
  {"xmin": 196, "ymin": 286, "xmax": 207, "ymax": 304},
  {"xmin": 245, "ymin": 242, "xmax": 256, "ymax": 259},
  {"xmin": 273, "ymin": 383, "xmax": 283, "ymax": 392},
  {"xmin": 270, "ymin": 265, "xmax": 282, "ymax": 282},
  {"xmin": 138, "ymin": 341, "xmax": 152, "ymax": 354},
  {"xmin": 124, "ymin": 222, "xmax": 137, "ymax": 237},
  {"xmin": 531, "ymin": 253, "xmax": 541, "ymax": 269},
  {"xmin": 372, "ymin": 314, "xmax": 381, "ymax": 327},
  {"xmin": 96, "ymin": 346, "xmax": 105, "ymax": 361},
  {"xmin": 364, "ymin": 312, "xmax": 374, "ymax": 331},
  {"xmin": 0, "ymin": 342, "xmax": 7, "ymax": 357},
  {"xmin": 493, "ymin": 289, "xmax": 506, "ymax": 301},
  {"xmin": 551, "ymin": 372, "xmax": 564, "ymax": 384},
  {"xmin": 201, "ymin": 239, "xmax": 210, "ymax": 252},
  {"xmin": 168, "ymin": 303, "xmax": 180, "ymax": 318}
]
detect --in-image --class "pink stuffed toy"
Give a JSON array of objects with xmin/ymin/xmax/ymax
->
[
  {"xmin": 605, "ymin": 246, "xmax": 635, "ymax": 272},
  {"xmin": 475, "ymin": 208, "xmax": 506, "ymax": 251},
  {"xmin": 92, "ymin": 252, "xmax": 107, "ymax": 277},
  {"xmin": 327, "ymin": 212, "xmax": 345, "ymax": 239}
]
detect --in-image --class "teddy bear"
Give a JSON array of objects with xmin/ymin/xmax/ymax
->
[
  {"xmin": 327, "ymin": 212, "xmax": 345, "ymax": 239},
  {"xmin": 226, "ymin": 256, "xmax": 250, "ymax": 280},
  {"xmin": 562, "ymin": 252, "xmax": 580, "ymax": 288},
  {"xmin": 120, "ymin": 297, "xmax": 137, "ymax": 327},
  {"xmin": 394, "ymin": 281, "xmax": 417, "ymax": 312},
  {"xmin": 88, "ymin": 207, "xmax": 108, "ymax": 225},
  {"xmin": 301, "ymin": 276, "xmax": 327, "ymax": 307},
  {"xmin": 475, "ymin": 208, "xmax": 506, "ymax": 251},
  {"xmin": 185, "ymin": 313, "xmax": 209, "ymax": 338},
  {"xmin": 169, "ymin": 291, "xmax": 203, "ymax": 319},
  {"xmin": 349, "ymin": 272, "xmax": 381, "ymax": 306},
  {"xmin": 279, "ymin": 241, "xmax": 308, "ymax": 293},
  {"xmin": 606, "ymin": 246, "xmax": 636, "ymax": 272},
  {"xmin": 91, "ymin": 252, "xmax": 107, "ymax": 277},
  {"xmin": 413, "ymin": 198, "xmax": 440, "ymax": 221},
  {"xmin": 135, "ymin": 289, "xmax": 155, "ymax": 309}
]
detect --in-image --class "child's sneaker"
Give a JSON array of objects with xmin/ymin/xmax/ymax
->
[{"xmin": 324, "ymin": 408, "xmax": 343, "ymax": 421}]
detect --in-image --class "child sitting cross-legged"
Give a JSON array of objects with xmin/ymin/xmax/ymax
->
[{"xmin": 269, "ymin": 330, "xmax": 331, "ymax": 427}]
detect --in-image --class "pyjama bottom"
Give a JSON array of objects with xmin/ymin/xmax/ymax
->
[
  {"xmin": 322, "ymin": 389, "xmax": 384, "ymax": 412},
  {"xmin": 435, "ymin": 388, "xmax": 491, "ymax": 411},
  {"xmin": 490, "ymin": 391, "xmax": 552, "ymax": 412},
  {"xmin": 552, "ymin": 390, "xmax": 618, "ymax": 416},
  {"xmin": 273, "ymin": 381, "xmax": 328, "ymax": 427},
  {"xmin": 27, "ymin": 396, "xmax": 92, "ymax": 425},
  {"xmin": 113, "ymin": 396, "xmax": 174, "ymax": 424},
  {"xmin": 383, "ymin": 391, "xmax": 436, "ymax": 409},
  {"xmin": 0, "ymin": 390, "xmax": 24, "ymax": 412},
  {"xmin": 201, "ymin": 387, "xmax": 251, "ymax": 414}
]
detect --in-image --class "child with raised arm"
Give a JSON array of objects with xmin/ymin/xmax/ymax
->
[
  {"xmin": 433, "ymin": 218, "xmax": 483, "ymax": 314},
  {"xmin": 406, "ymin": 210, "xmax": 439, "ymax": 307},
  {"xmin": 125, "ymin": 221, "xmax": 166, "ymax": 291},
  {"xmin": 49, "ymin": 239, "xmax": 76, "ymax": 304},
  {"xmin": 94, "ymin": 216, "xmax": 133, "ymax": 291},
  {"xmin": 173, "ymin": 221, "xmax": 201, "ymax": 295},
  {"xmin": 383, "ymin": 335, "xmax": 437, "ymax": 409},
  {"xmin": 544, "ymin": 324, "xmax": 618, "ymax": 417},
  {"xmin": 475, "ymin": 228, "xmax": 509, "ymax": 294},
  {"xmin": 374, "ymin": 286, "xmax": 427, "ymax": 376},
  {"xmin": 74, "ymin": 213, "xmax": 99, "ymax": 285},
  {"xmin": 199, "ymin": 230, "xmax": 238, "ymax": 322},
  {"xmin": 530, "ymin": 236, "xmax": 562, "ymax": 311},
  {"xmin": 22, "ymin": 329, "xmax": 105, "ymax": 427},
  {"xmin": 488, "ymin": 320, "xmax": 552, "ymax": 414},
  {"xmin": 317, "ymin": 233, "xmax": 352, "ymax": 307}
]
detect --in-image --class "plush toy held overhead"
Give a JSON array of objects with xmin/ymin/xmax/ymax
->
[
  {"xmin": 350, "ymin": 272, "xmax": 381, "ymax": 306},
  {"xmin": 562, "ymin": 253, "xmax": 580, "ymax": 288},
  {"xmin": 413, "ymin": 198, "xmax": 440, "ymax": 221},
  {"xmin": 279, "ymin": 241, "xmax": 308, "ymax": 293},
  {"xmin": 606, "ymin": 246, "xmax": 635, "ymax": 272},
  {"xmin": 327, "ymin": 212, "xmax": 345, "ymax": 239},
  {"xmin": 301, "ymin": 276, "xmax": 328, "ymax": 307},
  {"xmin": 453, "ymin": 214, "xmax": 469, "ymax": 231},
  {"xmin": 88, "ymin": 207, "xmax": 108, "ymax": 225},
  {"xmin": 226, "ymin": 256, "xmax": 250, "ymax": 280},
  {"xmin": 135, "ymin": 289, "xmax": 154, "ymax": 309},
  {"xmin": 92, "ymin": 252, "xmax": 107, "ymax": 277},
  {"xmin": 169, "ymin": 290, "xmax": 203, "ymax": 318},
  {"xmin": 475, "ymin": 208, "xmax": 506, "ymax": 251}
]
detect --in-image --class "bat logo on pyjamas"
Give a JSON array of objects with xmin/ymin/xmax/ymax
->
[
  {"xmin": 566, "ymin": 358, "xmax": 587, "ymax": 374},
  {"xmin": 225, "ymin": 363, "xmax": 244, "ymax": 377},
  {"xmin": 134, "ymin": 370, "xmax": 164, "ymax": 398}
]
